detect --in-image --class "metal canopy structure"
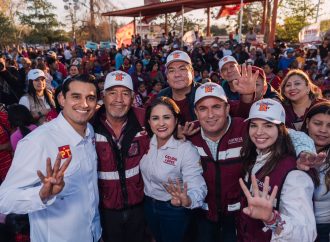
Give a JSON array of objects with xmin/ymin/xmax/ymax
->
[
  {"xmin": 102, "ymin": 0, "xmax": 260, "ymax": 18},
  {"xmin": 102, "ymin": 0, "xmax": 278, "ymax": 47}
]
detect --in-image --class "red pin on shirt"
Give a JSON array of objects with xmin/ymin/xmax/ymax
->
[{"xmin": 58, "ymin": 145, "xmax": 71, "ymax": 159}]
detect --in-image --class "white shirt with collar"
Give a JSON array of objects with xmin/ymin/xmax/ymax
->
[
  {"xmin": 140, "ymin": 135, "xmax": 207, "ymax": 209},
  {"xmin": 0, "ymin": 113, "xmax": 101, "ymax": 242}
]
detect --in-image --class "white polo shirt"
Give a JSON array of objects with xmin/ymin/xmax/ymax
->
[
  {"xmin": 140, "ymin": 135, "xmax": 207, "ymax": 209},
  {"xmin": 0, "ymin": 113, "xmax": 101, "ymax": 242}
]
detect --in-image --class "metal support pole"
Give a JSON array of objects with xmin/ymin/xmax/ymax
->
[
  {"xmin": 239, "ymin": 0, "xmax": 244, "ymax": 43},
  {"xmin": 181, "ymin": 5, "xmax": 184, "ymax": 47}
]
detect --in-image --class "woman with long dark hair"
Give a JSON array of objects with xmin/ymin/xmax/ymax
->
[
  {"xmin": 7, "ymin": 104, "xmax": 37, "ymax": 151},
  {"xmin": 19, "ymin": 69, "xmax": 55, "ymax": 125},
  {"xmin": 238, "ymin": 99, "xmax": 316, "ymax": 242},
  {"xmin": 301, "ymin": 102, "xmax": 330, "ymax": 242}
]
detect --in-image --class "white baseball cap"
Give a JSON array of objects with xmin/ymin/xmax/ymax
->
[
  {"xmin": 194, "ymin": 83, "xmax": 228, "ymax": 105},
  {"xmin": 27, "ymin": 69, "xmax": 46, "ymax": 80},
  {"xmin": 245, "ymin": 99, "xmax": 285, "ymax": 124},
  {"xmin": 104, "ymin": 70, "xmax": 133, "ymax": 91},
  {"xmin": 165, "ymin": 50, "xmax": 192, "ymax": 68},
  {"xmin": 218, "ymin": 56, "xmax": 238, "ymax": 72}
]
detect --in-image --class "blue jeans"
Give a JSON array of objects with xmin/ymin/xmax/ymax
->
[
  {"xmin": 144, "ymin": 196, "xmax": 191, "ymax": 242},
  {"xmin": 316, "ymin": 223, "xmax": 330, "ymax": 242}
]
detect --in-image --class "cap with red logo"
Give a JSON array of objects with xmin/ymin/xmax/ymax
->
[
  {"xmin": 218, "ymin": 56, "xmax": 238, "ymax": 72},
  {"xmin": 251, "ymin": 66, "xmax": 266, "ymax": 82},
  {"xmin": 104, "ymin": 70, "xmax": 133, "ymax": 91},
  {"xmin": 165, "ymin": 50, "xmax": 192, "ymax": 68},
  {"xmin": 245, "ymin": 99, "xmax": 285, "ymax": 124},
  {"xmin": 194, "ymin": 83, "xmax": 228, "ymax": 105},
  {"xmin": 27, "ymin": 69, "xmax": 46, "ymax": 80}
]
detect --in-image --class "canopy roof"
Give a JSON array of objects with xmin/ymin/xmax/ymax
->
[{"xmin": 102, "ymin": 0, "xmax": 263, "ymax": 18}]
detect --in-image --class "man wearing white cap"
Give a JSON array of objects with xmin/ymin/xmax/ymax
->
[
  {"xmin": 218, "ymin": 55, "xmax": 242, "ymax": 101},
  {"xmin": 188, "ymin": 83, "xmax": 316, "ymax": 242},
  {"xmin": 158, "ymin": 50, "xmax": 200, "ymax": 123},
  {"xmin": 92, "ymin": 70, "xmax": 149, "ymax": 242}
]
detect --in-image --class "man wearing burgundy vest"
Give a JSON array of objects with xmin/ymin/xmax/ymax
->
[
  {"xmin": 189, "ymin": 66, "xmax": 258, "ymax": 242},
  {"xmin": 92, "ymin": 70, "xmax": 149, "ymax": 242},
  {"xmin": 188, "ymin": 72, "xmax": 316, "ymax": 242}
]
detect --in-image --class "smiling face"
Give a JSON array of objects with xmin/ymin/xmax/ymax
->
[
  {"xmin": 249, "ymin": 119, "xmax": 279, "ymax": 153},
  {"xmin": 195, "ymin": 97, "xmax": 229, "ymax": 141},
  {"xmin": 306, "ymin": 113, "xmax": 330, "ymax": 151},
  {"xmin": 103, "ymin": 86, "xmax": 133, "ymax": 121},
  {"xmin": 220, "ymin": 62, "xmax": 240, "ymax": 81},
  {"xmin": 32, "ymin": 76, "xmax": 46, "ymax": 93},
  {"xmin": 283, "ymin": 74, "xmax": 310, "ymax": 102},
  {"xmin": 166, "ymin": 61, "xmax": 193, "ymax": 91},
  {"xmin": 59, "ymin": 81, "xmax": 97, "ymax": 132},
  {"xmin": 148, "ymin": 104, "xmax": 177, "ymax": 147}
]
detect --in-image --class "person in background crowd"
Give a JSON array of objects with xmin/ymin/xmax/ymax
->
[
  {"xmin": 131, "ymin": 60, "xmax": 150, "ymax": 91},
  {"xmin": 222, "ymin": 41, "xmax": 233, "ymax": 57},
  {"xmin": 120, "ymin": 57, "xmax": 132, "ymax": 73},
  {"xmin": 319, "ymin": 38, "xmax": 330, "ymax": 63},
  {"xmin": 0, "ymin": 107, "xmax": 12, "ymax": 184},
  {"xmin": 239, "ymin": 99, "xmax": 316, "ymax": 242},
  {"xmin": 253, "ymin": 66, "xmax": 281, "ymax": 101},
  {"xmin": 115, "ymin": 49, "xmax": 124, "ymax": 71},
  {"xmin": 278, "ymin": 48, "xmax": 296, "ymax": 72},
  {"xmin": 207, "ymin": 44, "xmax": 223, "ymax": 72},
  {"xmin": 19, "ymin": 69, "xmax": 55, "ymax": 125},
  {"xmin": 245, "ymin": 27, "xmax": 257, "ymax": 51},
  {"xmin": 301, "ymin": 102, "xmax": 330, "ymax": 242},
  {"xmin": 280, "ymin": 69, "xmax": 323, "ymax": 130},
  {"xmin": 0, "ymin": 56, "xmax": 24, "ymax": 105},
  {"xmin": 7, "ymin": 104, "xmax": 37, "ymax": 152},
  {"xmin": 141, "ymin": 97, "xmax": 207, "ymax": 242},
  {"xmin": 18, "ymin": 57, "xmax": 32, "ymax": 92},
  {"xmin": 148, "ymin": 61, "xmax": 165, "ymax": 85},
  {"xmin": 263, "ymin": 61, "xmax": 281, "ymax": 91},
  {"xmin": 64, "ymin": 46, "xmax": 72, "ymax": 66},
  {"xmin": 232, "ymin": 44, "xmax": 250, "ymax": 64}
]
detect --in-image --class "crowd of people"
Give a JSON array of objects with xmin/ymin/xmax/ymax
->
[{"xmin": 0, "ymin": 31, "xmax": 329, "ymax": 242}]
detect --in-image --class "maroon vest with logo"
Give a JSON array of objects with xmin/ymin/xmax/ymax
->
[
  {"xmin": 237, "ymin": 156, "xmax": 297, "ymax": 242},
  {"xmin": 189, "ymin": 118, "xmax": 248, "ymax": 222}
]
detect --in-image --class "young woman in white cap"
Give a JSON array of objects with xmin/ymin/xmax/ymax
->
[
  {"xmin": 19, "ymin": 69, "xmax": 55, "ymax": 125},
  {"xmin": 238, "ymin": 98, "xmax": 317, "ymax": 242}
]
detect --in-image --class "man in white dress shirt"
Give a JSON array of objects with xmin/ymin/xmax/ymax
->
[{"xmin": 0, "ymin": 74, "xmax": 102, "ymax": 242}]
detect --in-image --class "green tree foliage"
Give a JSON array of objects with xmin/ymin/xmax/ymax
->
[
  {"xmin": 18, "ymin": 0, "xmax": 67, "ymax": 45},
  {"xmin": 276, "ymin": 0, "xmax": 317, "ymax": 42},
  {"xmin": 0, "ymin": 12, "xmax": 17, "ymax": 47}
]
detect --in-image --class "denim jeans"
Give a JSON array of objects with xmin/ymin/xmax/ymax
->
[
  {"xmin": 316, "ymin": 223, "xmax": 330, "ymax": 242},
  {"xmin": 144, "ymin": 196, "xmax": 191, "ymax": 242}
]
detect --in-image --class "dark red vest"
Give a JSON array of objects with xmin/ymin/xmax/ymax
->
[
  {"xmin": 189, "ymin": 117, "xmax": 248, "ymax": 222},
  {"xmin": 93, "ymin": 106, "xmax": 150, "ymax": 210},
  {"xmin": 237, "ymin": 156, "xmax": 297, "ymax": 242}
]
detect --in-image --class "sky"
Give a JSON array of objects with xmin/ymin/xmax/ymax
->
[{"xmin": 53, "ymin": 0, "xmax": 330, "ymax": 30}]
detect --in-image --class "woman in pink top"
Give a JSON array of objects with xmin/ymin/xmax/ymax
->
[{"xmin": 7, "ymin": 104, "xmax": 37, "ymax": 151}]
